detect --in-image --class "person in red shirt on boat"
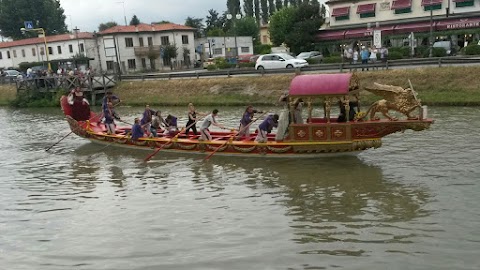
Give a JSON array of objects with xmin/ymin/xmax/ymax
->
[
  {"xmin": 255, "ymin": 114, "xmax": 279, "ymax": 143},
  {"xmin": 104, "ymin": 102, "xmax": 120, "ymax": 134},
  {"xmin": 237, "ymin": 105, "xmax": 263, "ymax": 139},
  {"xmin": 131, "ymin": 118, "xmax": 144, "ymax": 141},
  {"xmin": 199, "ymin": 109, "xmax": 228, "ymax": 141},
  {"xmin": 67, "ymin": 87, "xmax": 91, "ymax": 121}
]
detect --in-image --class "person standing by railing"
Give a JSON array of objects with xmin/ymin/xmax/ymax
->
[{"xmin": 361, "ymin": 46, "xmax": 370, "ymax": 71}]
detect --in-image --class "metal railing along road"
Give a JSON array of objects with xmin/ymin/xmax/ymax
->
[{"xmin": 119, "ymin": 56, "xmax": 480, "ymax": 81}]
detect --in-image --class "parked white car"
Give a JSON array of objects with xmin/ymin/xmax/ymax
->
[{"xmin": 255, "ymin": 53, "xmax": 309, "ymax": 70}]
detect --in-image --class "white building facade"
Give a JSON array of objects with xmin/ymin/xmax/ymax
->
[
  {"xmin": 96, "ymin": 23, "xmax": 196, "ymax": 73},
  {"xmin": 195, "ymin": 36, "xmax": 254, "ymax": 60},
  {"xmin": 0, "ymin": 32, "xmax": 98, "ymax": 71}
]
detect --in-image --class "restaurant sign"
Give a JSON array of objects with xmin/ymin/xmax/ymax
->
[{"xmin": 446, "ymin": 20, "xmax": 480, "ymax": 29}]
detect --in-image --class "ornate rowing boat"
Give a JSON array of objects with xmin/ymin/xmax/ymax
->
[{"xmin": 61, "ymin": 73, "xmax": 434, "ymax": 158}]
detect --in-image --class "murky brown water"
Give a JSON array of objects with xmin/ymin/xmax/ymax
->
[{"xmin": 1, "ymin": 106, "xmax": 479, "ymax": 270}]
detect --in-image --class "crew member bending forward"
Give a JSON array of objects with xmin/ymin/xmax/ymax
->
[
  {"xmin": 199, "ymin": 109, "xmax": 227, "ymax": 141},
  {"xmin": 104, "ymin": 102, "xmax": 120, "ymax": 134},
  {"xmin": 255, "ymin": 114, "xmax": 279, "ymax": 143}
]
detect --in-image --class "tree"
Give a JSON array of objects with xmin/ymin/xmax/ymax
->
[
  {"xmin": 98, "ymin": 21, "xmax": 118, "ymax": 32},
  {"xmin": 243, "ymin": 0, "xmax": 254, "ymax": 17},
  {"xmin": 162, "ymin": 44, "xmax": 178, "ymax": 70},
  {"xmin": 0, "ymin": 0, "xmax": 68, "ymax": 40},
  {"xmin": 269, "ymin": 7, "xmax": 296, "ymax": 46},
  {"xmin": 207, "ymin": 27, "xmax": 225, "ymax": 37},
  {"xmin": 268, "ymin": 0, "xmax": 276, "ymax": 15},
  {"xmin": 285, "ymin": 2, "xmax": 324, "ymax": 54},
  {"xmin": 185, "ymin": 17, "xmax": 204, "ymax": 38},
  {"xmin": 254, "ymin": 0, "xmax": 261, "ymax": 25},
  {"xmin": 206, "ymin": 9, "xmax": 223, "ymax": 33},
  {"xmin": 232, "ymin": 17, "xmax": 259, "ymax": 39},
  {"xmin": 289, "ymin": 0, "xmax": 296, "ymax": 6},
  {"xmin": 284, "ymin": 0, "xmax": 289, "ymax": 7},
  {"xmin": 227, "ymin": 0, "xmax": 242, "ymax": 16},
  {"xmin": 260, "ymin": 0, "xmax": 269, "ymax": 24},
  {"xmin": 276, "ymin": 0, "xmax": 283, "ymax": 10},
  {"xmin": 152, "ymin": 20, "xmax": 172, "ymax": 24},
  {"xmin": 129, "ymin": 15, "xmax": 141, "ymax": 26}
]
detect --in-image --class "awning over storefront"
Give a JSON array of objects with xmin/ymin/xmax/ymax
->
[
  {"xmin": 331, "ymin": 7, "xmax": 350, "ymax": 17},
  {"xmin": 452, "ymin": 0, "xmax": 471, "ymax": 2},
  {"xmin": 316, "ymin": 30, "xmax": 346, "ymax": 40},
  {"xmin": 357, "ymin": 3, "xmax": 376, "ymax": 14},
  {"xmin": 391, "ymin": 0, "xmax": 412, "ymax": 9},
  {"xmin": 393, "ymin": 21, "xmax": 435, "ymax": 33},
  {"xmin": 436, "ymin": 17, "xmax": 480, "ymax": 30},
  {"xmin": 344, "ymin": 26, "xmax": 394, "ymax": 39},
  {"xmin": 421, "ymin": 0, "xmax": 443, "ymax": 5}
]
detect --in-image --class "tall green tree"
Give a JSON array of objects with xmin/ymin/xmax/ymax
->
[
  {"xmin": 162, "ymin": 44, "xmax": 178, "ymax": 70},
  {"xmin": 289, "ymin": 0, "xmax": 296, "ymax": 6},
  {"xmin": 254, "ymin": 0, "xmax": 261, "ymax": 25},
  {"xmin": 129, "ymin": 15, "xmax": 141, "ymax": 26},
  {"xmin": 206, "ymin": 9, "xmax": 223, "ymax": 33},
  {"xmin": 284, "ymin": 0, "xmax": 289, "ymax": 7},
  {"xmin": 243, "ymin": 0, "xmax": 254, "ymax": 17},
  {"xmin": 269, "ymin": 7, "xmax": 296, "ymax": 46},
  {"xmin": 227, "ymin": 0, "xmax": 242, "ymax": 15},
  {"xmin": 0, "ymin": 0, "xmax": 68, "ymax": 40},
  {"xmin": 260, "ymin": 0, "xmax": 269, "ymax": 24},
  {"xmin": 185, "ymin": 17, "xmax": 204, "ymax": 38},
  {"xmin": 98, "ymin": 21, "xmax": 118, "ymax": 32},
  {"xmin": 231, "ymin": 17, "xmax": 259, "ymax": 39},
  {"xmin": 276, "ymin": 0, "xmax": 283, "ymax": 10},
  {"xmin": 268, "ymin": 0, "xmax": 276, "ymax": 15}
]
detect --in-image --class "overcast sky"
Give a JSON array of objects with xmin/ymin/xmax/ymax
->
[{"xmin": 59, "ymin": 0, "xmax": 227, "ymax": 32}]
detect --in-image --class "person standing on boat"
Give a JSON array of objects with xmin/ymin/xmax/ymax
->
[
  {"xmin": 237, "ymin": 105, "xmax": 263, "ymax": 139},
  {"xmin": 104, "ymin": 102, "xmax": 120, "ymax": 134},
  {"xmin": 199, "ymin": 109, "xmax": 227, "ymax": 141},
  {"xmin": 68, "ymin": 87, "xmax": 91, "ymax": 121},
  {"xmin": 131, "ymin": 118, "xmax": 144, "ymax": 141},
  {"xmin": 185, "ymin": 103, "xmax": 205, "ymax": 136},
  {"xmin": 293, "ymin": 98, "xmax": 304, "ymax": 124},
  {"xmin": 141, "ymin": 105, "xmax": 156, "ymax": 135},
  {"xmin": 151, "ymin": 111, "xmax": 167, "ymax": 137},
  {"xmin": 276, "ymin": 92, "xmax": 290, "ymax": 141},
  {"xmin": 102, "ymin": 91, "xmax": 120, "ymax": 111},
  {"xmin": 255, "ymin": 114, "xmax": 279, "ymax": 143}
]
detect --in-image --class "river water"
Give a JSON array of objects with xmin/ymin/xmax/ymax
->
[{"xmin": 0, "ymin": 106, "xmax": 479, "ymax": 270}]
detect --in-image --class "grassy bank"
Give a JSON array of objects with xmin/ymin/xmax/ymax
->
[
  {"xmin": 115, "ymin": 66, "xmax": 480, "ymax": 106},
  {"xmin": 0, "ymin": 84, "xmax": 17, "ymax": 105},
  {"xmin": 2, "ymin": 66, "xmax": 480, "ymax": 107}
]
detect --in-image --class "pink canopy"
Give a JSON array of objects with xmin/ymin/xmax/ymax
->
[{"xmin": 289, "ymin": 74, "xmax": 353, "ymax": 96}]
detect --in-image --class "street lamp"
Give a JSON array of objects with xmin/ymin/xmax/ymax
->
[
  {"xmin": 116, "ymin": 1, "xmax": 127, "ymax": 26},
  {"xmin": 73, "ymin": 26, "xmax": 81, "ymax": 54},
  {"xmin": 226, "ymin": 13, "xmax": 242, "ymax": 66},
  {"xmin": 21, "ymin": 27, "xmax": 51, "ymax": 71}
]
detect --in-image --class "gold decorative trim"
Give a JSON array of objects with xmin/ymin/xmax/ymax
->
[
  {"xmin": 266, "ymin": 145, "xmax": 292, "ymax": 153},
  {"xmin": 177, "ymin": 143, "xmax": 197, "ymax": 150},
  {"xmin": 315, "ymin": 129, "xmax": 324, "ymax": 138},
  {"xmin": 232, "ymin": 145, "xmax": 256, "ymax": 153},
  {"xmin": 206, "ymin": 143, "xmax": 228, "ymax": 152},
  {"xmin": 334, "ymin": 129, "xmax": 344, "ymax": 137},
  {"xmin": 297, "ymin": 130, "xmax": 307, "ymax": 138}
]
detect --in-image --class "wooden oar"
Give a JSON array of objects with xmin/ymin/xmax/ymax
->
[
  {"xmin": 203, "ymin": 111, "xmax": 268, "ymax": 161},
  {"xmin": 45, "ymin": 131, "xmax": 73, "ymax": 151},
  {"xmin": 144, "ymin": 119, "xmax": 200, "ymax": 162}
]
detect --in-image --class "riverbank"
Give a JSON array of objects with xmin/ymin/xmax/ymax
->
[{"xmin": 2, "ymin": 66, "xmax": 480, "ymax": 106}]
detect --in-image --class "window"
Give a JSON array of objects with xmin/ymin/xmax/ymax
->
[
  {"xmin": 182, "ymin": 35, "xmax": 189, "ymax": 44},
  {"xmin": 79, "ymin": 43, "xmax": 84, "ymax": 52},
  {"xmin": 455, "ymin": 0, "xmax": 473, "ymax": 7},
  {"xmin": 127, "ymin": 59, "xmax": 136, "ymax": 69},
  {"xmin": 150, "ymin": 58, "xmax": 156, "ymax": 69},
  {"xmin": 424, "ymin": 4, "xmax": 442, "ymax": 11},
  {"xmin": 335, "ymin": 15, "xmax": 350, "ymax": 21},
  {"xmin": 139, "ymin": 37, "xmax": 144, "ymax": 47},
  {"xmin": 21, "ymin": 49, "xmax": 25, "ymax": 57},
  {"xmin": 262, "ymin": 35, "xmax": 268, "ymax": 43},
  {"xmin": 141, "ymin": 58, "xmax": 147, "ymax": 68},
  {"xmin": 69, "ymin": 44, "xmax": 73, "ymax": 53},
  {"xmin": 125, "ymin": 37, "xmax": 134, "ymax": 47},
  {"xmin": 106, "ymin": 61, "xmax": 114, "ymax": 70},
  {"xmin": 48, "ymin": 47, "xmax": 53, "ymax": 55},
  {"xmin": 213, "ymin": 48, "xmax": 222, "ymax": 55},
  {"xmin": 360, "ymin": 12, "xmax": 375, "ymax": 18},
  {"xmin": 148, "ymin": 37, "xmax": 153, "ymax": 46},
  {"xmin": 0, "ymin": 52, "xmax": 2, "ymax": 60},
  {"xmin": 32, "ymin": 48, "xmax": 36, "ymax": 56},
  {"xmin": 57, "ymin": 46, "xmax": 62, "ymax": 54},
  {"xmin": 40, "ymin": 47, "xmax": 44, "ymax": 55},
  {"xmin": 394, "ymin": 8, "xmax": 411, "ymax": 14},
  {"xmin": 7, "ymin": 51, "xmax": 11, "ymax": 59},
  {"xmin": 161, "ymin": 36, "xmax": 169, "ymax": 45},
  {"xmin": 13, "ymin": 50, "xmax": 17, "ymax": 58},
  {"xmin": 241, "ymin": 47, "xmax": 250, "ymax": 53}
]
